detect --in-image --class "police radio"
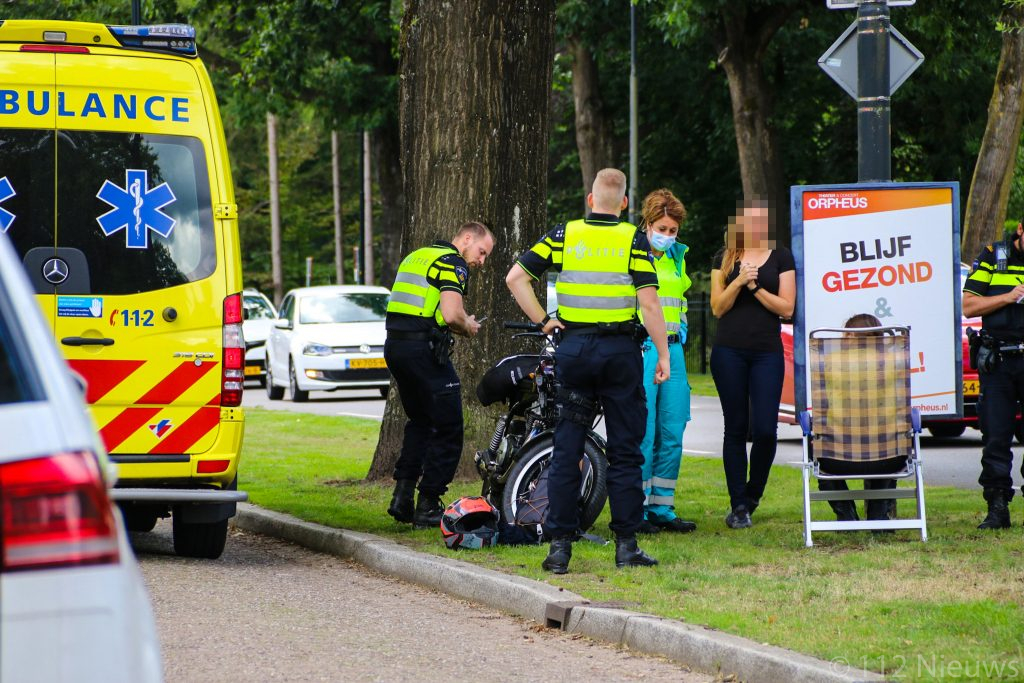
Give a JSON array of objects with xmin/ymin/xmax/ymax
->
[{"xmin": 996, "ymin": 241, "xmax": 1008, "ymax": 272}]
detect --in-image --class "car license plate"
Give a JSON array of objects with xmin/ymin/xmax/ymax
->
[
  {"xmin": 244, "ymin": 365, "xmax": 262, "ymax": 376},
  {"xmin": 963, "ymin": 379, "xmax": 979, "ymax": 396},
  {"xmin": 348, "ymin": 357, "xmax": 386, "ymax": 369}
]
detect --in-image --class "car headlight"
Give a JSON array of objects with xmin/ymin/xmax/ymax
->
[{"xmin": 302, "ymin": 342, "xmax": 333, "ymax": 356}]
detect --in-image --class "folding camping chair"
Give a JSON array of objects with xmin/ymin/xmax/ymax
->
[{"xmin": 799, "ymin": 326, "xmax": 927, "ymax": 546}]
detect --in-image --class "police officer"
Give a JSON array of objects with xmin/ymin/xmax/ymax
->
[
  {"xmin": 385, "ymin": 221, "xmax": 494, "ymax": 528},
  {"xmin": 506, "ymin": 168, "xmax": 671, "ymax": 573},
  {"xmin": 963, "ymin": 222, "xmax": 1024, "ymax": 529}
]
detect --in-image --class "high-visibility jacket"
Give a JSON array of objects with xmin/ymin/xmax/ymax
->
[
  {"xmin": 966, "ymin": 239, "xmax": 1024, "ymax": 340},
  {"xmin": 387, "ymin": 244, "xmax": 461, "ymax": 327},
  {"xmin": 653, "ymin": 246, "xmax": 691, "ymax": 334},
  {"xmin": 556, "ymin": 219, "xmax": 638, "ymax": 323}
]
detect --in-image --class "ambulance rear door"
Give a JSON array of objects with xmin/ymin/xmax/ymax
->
[
  {"xmin": 52, "ymin": 52, "xmax": 225, "ymax": 466},
  {"xmin": 0, "ymin": 48, "xmax": 58, "ymax": 329}
]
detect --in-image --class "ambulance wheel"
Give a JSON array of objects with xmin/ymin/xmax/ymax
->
[
  {"xmin": 121, "ymin": 507, "xmax": 159, "ymax": 533},
  {"xmin": 289, "ymin": 360, "xmax": 309, "ymax": 402},
  {"xmin": 172, "ymin": 516, "xmax": 228, "ymax": 559},
  {"xmin": 266, "ymin": 361, "xmax": 284, "ymax": 400}
]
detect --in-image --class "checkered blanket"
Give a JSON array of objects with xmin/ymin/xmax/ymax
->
[{"xmin": 810, "ymin": 332, "xmax": 911, "ymax": 461}]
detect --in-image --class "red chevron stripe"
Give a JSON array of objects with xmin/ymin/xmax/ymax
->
[
  {"xmin": 100, "ymin": 407, "xmax": 161, "ymax": 452},
  {"xmin": 66, "ymin": 359, "xmax": 146, "ymax": 404},
  {"xmin": 135, "ymin": 361, "xmax": 217, "ymax": 405},
  {"xmin": 149, "ymin": 406, "xmax": 221, "ymax": 455}
]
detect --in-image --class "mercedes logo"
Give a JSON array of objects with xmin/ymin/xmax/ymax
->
[
  {"xmin": 42, "ymin": 257, "xmax": 69, "ymax": 285},
  {"xmin": 359, "ymin": 344, "xmax": 371, "ymax": 354}
]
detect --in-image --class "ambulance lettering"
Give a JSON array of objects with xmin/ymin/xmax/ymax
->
[
  {"xmin": 0, "ymin": 89, "xmax": 190, "ymax": 122},
  {"xmin": 96, "ymin": 169, "xmax": 176, "ymax": 249},
  {"xmin": 0, "ymin": 176, "xmax": 15, "ymax": 232}
]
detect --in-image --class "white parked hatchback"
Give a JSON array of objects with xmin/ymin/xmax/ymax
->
[
  {"xmin": 0, "ymin": 231, "xmax": 162, "ymax": 682},
  {"xmin": 265, "ymin": 285, "xmax": 391, "ymax": 402}
]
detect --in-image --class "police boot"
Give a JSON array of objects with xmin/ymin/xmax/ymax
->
[
  {"xmin": 978, "ymin": 489, "xmax": 1011, "ymax": 530},
  {"xmin": 387, "ymin": 479, "xmax": 416, "ymax": 523},
  {"xmin": 413, "ymin": 493, "xmax": 445, "ymax": 529},
  {"xmin": 614, "ymin": 536, "xmax": 658, "ymax": 569},
  {"xmin": 542, "ymin": 537, "xmax": 573, "ymax": 575}
]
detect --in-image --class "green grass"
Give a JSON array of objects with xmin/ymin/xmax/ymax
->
[
  {"xmin": 687, "ymin": 371, "xmax": 717, "ymax": 397},
  {"xmin": 241, "ymin": 408, "xmax": 1024, "ymax": 682}
]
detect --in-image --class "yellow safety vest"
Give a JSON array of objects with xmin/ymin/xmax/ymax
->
[
  {"xmin": 387, "ymin": 244, "xmax": 459, "ymax": 327},
  {"xmin": 556, "ymin": 219, "xmax": 638, "ymax": 324},
  {"xmin": 654, "ymin": 251, "xmax": 688, "ymax": 334}
]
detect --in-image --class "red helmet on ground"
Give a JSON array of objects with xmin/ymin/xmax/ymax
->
[{"xmin": 440, "ymin": 496, "xmax": 500, "ymax": 549}]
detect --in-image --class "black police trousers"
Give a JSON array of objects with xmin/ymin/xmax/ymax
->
[
  {"xmin": 384, "ymin": 338, "xmax": 463, "ymax": 497},
  {"xmin": 544, "ymin": 333, "xmax": 646, "ymax": 539},
  {"xmin": 977, "ymin": 352, "xmax": 1024, "ymax": 498}
]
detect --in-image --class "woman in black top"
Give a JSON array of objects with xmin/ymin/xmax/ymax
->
[{"xmin": 710, "ymin": 200, "xmax": 796, "ymax": 529}]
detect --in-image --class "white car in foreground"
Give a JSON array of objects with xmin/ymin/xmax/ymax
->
[
  {"xmin": 0, "ymin": 232, "xmax": 162, "ymax": 682},
  {"xmin": 265, "ymin": 285, "xmax": 391, "ymax": 402}
]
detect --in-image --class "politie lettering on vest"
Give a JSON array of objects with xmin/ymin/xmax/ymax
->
[{"xmin": 0, "ymin": 89, "xmax": 190, "ymax": 122}]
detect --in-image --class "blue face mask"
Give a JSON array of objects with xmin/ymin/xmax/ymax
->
[{"xmin": 649, "ymin": 231, "xmax": 676, "ymax": 252}]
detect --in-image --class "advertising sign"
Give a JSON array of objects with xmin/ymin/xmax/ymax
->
[{"xmin": 791, "ymin": 182, "xmax": 961, "ymax": 417}]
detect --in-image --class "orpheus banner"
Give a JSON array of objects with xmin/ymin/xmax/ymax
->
[{"xmin": 791, "ymin": 182, "xmax": 961, "ymax": 417}]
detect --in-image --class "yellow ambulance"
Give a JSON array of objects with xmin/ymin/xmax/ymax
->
[{"xmin": 0, "ymin": 20, "xmax": 246, "ymax": 558}]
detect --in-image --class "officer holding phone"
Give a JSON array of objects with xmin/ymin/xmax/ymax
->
[
  {"xmin": 385, "ymin": 221, "xmax": 494, "ymax": 528},
  {"xmin": 963, "ymin": 221, "xmax": 1024, "ymax": 529}
]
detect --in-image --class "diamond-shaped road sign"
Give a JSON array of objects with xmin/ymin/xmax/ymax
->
[{"xmin": 818, "ymin": 21, "xmax": 924, "ymax": 100}]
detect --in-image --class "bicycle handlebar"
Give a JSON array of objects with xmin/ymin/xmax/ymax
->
[{"xmin": 503, "ymin": 321, "xmax": 541, "ymax": 331}]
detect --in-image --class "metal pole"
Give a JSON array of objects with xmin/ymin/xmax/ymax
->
[
  {"xmin": 628, "ymin": 2, "xmax": 639, "ymax": 223},
  {"xmin": 363, "ymin": 130, "xmax": 375, "ymax": 285},
  {"xmin": 305, "ymin": 256, "xmax": 312, "ymax": 287},
  {"xmin": 131, "ymin": 0, "xmax": 141, "ymax": 24},
  {"xmin": 857, "ymin": 0, "xmax": 891, "ymax": 182},
  {"xmin": 267, "ymin": 112, "xmax": 283, "ymax": 306}
]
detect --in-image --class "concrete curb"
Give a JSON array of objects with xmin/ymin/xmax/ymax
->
[{"xmin": 233, "ymin": 504, "xmax": 882, "ymax": 683}]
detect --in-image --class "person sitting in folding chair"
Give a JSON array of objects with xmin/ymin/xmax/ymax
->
[
  {"xmin": 816, "ymin": 314, "xmax": 900, "ymax": 523},
  {"xmin": 799, "ymin": 322, "xmax": 927, "ymax": 546}
]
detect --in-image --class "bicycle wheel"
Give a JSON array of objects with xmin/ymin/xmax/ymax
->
[{"xmin": 501, "ymin": 433, "xmax": 608, "ymax": 534}]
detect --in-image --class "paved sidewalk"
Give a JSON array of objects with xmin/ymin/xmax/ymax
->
[{"xmin": 233, "ymin": 504, "xmax": 882, "ymax": 683}]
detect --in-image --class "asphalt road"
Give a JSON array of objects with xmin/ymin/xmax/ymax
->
[
  {"xmin": 135, "ymin": 521, "xmax": 710, "ymax": 683},
  {"xmin": 242, "ymin": 381, "xmax": 1024, "ymax": 492}
]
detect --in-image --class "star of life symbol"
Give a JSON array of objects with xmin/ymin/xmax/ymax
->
[
  {"xmin": 96, "ymin": 169, "xmax": 176, "ymax": 249},
  {"xmin": 0, "ymin": 176, "xmax": 16, "ymax": 233}
]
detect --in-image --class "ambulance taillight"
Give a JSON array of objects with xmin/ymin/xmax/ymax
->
[{"xmin": 222, "ymin": 293, "xmax": 244, "ymax": 406}]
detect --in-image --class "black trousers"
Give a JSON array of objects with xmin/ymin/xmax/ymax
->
[
  {"xmin": 977, "ymin": 353, "xmax": 1024, "ymax": 498},
  {"xmin": 816, "ymin": 456, "xmax": 905, "ymax": 519},
  {"xmin": 544, "ymin": 333, "xmax": 646, "ymax": 539},
  {"xmin": 384, "ymin": 338, "xmax": 463, "ymax": 497}
]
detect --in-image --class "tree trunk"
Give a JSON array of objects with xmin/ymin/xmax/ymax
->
[
  {"xmin": 715, "ymin": 5, "xmax": 794, "ymax": 226},
  {"xmin": 571, "ymin": 38, "xmax": 614, "ymax": 199},
  {"xmin": 368, "ymin": 0, "xmax": 557, "ymax": 482},
  {"xmin": 963, "ymin": 3, "xmax": 1024, "ymax": 264}
]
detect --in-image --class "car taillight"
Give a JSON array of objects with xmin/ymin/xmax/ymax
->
[
  {"xmin": 1, "ymin": 451, "xmax": 119, "ymax": 572},
  {"xmin": 222, "ymin": 292, "xmax": 244, "ymax": 407}
]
